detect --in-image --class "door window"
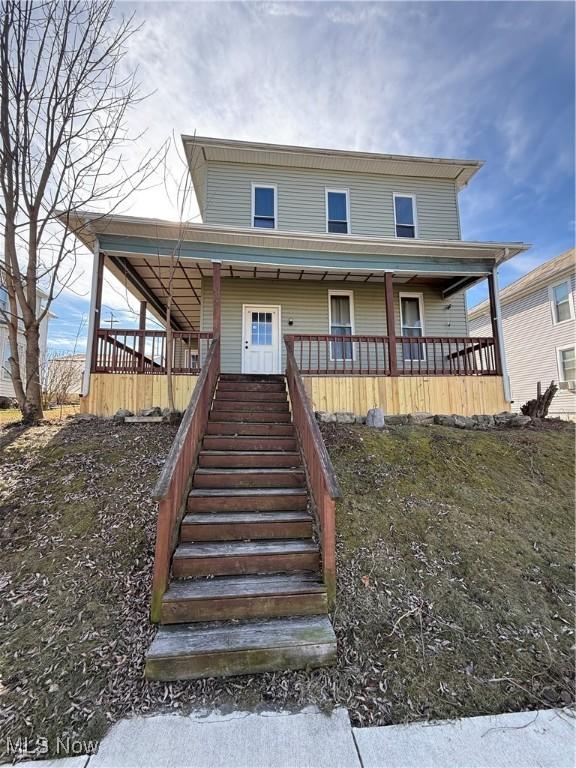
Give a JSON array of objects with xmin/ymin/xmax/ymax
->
[{"xmin": 251, "ymin": 311, "xmax": 273, "ymax": 345}]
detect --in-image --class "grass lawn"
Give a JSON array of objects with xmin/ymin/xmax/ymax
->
[
  {"xmin": 0, "ymin": 418, "xmax": 573, "ymax": 760},
  {"xmin": 0, "ymin": 404, "xmax": 79, "ymax": 424}
]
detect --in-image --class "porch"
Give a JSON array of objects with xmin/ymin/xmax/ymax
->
[{"xmin": 73, "ymin": 215, "xmax": 512, "ymax": 417}]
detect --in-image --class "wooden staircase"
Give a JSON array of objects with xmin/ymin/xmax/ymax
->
[{"xmin": 145, "ymin": 374, "xmax": 337, "ymax": 680}]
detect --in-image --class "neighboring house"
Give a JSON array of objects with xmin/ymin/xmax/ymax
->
[
  {"xmin": 469, "ymin": 249, "xmax": 575, "ymax": 420},
  {"xmin": 61, "ymin": 135, "xmax": 529, "ymax": 418},
  {"xmin": 59, "ymin": 137, "xmax": 531, "ymax": 682},
  {"xmin": 0, "ymin": 281, "xmax": 51, "ymax": 402}
]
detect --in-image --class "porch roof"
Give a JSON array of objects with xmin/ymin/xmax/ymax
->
[
  {"xmin": 61, "ymin": 211, "xmax": 529, "ymax": 265},
  {"xmin": 60, "ymin": 210, "xmax": 530, "ymax": 333}
]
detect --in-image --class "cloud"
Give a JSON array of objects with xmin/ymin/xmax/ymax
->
[{"xmin": 46, "ymin": 0, "xmax": 574, "ymax": 343}]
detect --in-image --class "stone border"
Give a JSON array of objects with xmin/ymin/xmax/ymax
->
[{"xmin": 316, "ymin": 409, "xmax": 534, "ymax": 430}]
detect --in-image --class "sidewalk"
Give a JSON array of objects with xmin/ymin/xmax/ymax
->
[{"xmin": 18, "ymin": 707, "xmax": 575, "ymax": 768}]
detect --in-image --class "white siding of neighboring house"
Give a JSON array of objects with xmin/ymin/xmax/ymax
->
[
  {"xmin": 469, "ymin": 272, "xmax": 576, "ymax": 419},
  {"xmin": 0, "ymin": 291, "xmax": 51, "ymax": 401},
  {"xmin": 203, "ymin": 162, "xmax": 461, "ymax": 240}
]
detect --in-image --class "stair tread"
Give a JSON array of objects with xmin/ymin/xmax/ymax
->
[
  {"xmin": 163, "ymin": 573, "xmax": 325, "ymax": 601},
  {"xmin": 189, "ymin": 487, "xmax": 306, "ymax": 497},
  {"xmin": 183, "ymin": 511, "xmax": 311, "ymax": 524},
  {"xmin": 195, "ymin": 468, "xmax": 303, "ymax": 476},
  {"xmin": 147, "ymin": 615, "xmax": 335, "ymax": 659},
  {"xmin": 174, "ymin": 539, "xmax": 318, "ymax": 558},
  {"xmin": 200, "ymin": 450, "xmax": 299, "ymax": 456}
]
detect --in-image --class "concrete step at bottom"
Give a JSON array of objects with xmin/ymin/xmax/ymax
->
[{"xmin": 145, "ymin": 615, "xmax": 336, "ymax": 680}]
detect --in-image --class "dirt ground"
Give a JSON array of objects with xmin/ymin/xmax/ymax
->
[{"xmin": 0, "ymin": 417, "xmax": 573, "ymax": 761}]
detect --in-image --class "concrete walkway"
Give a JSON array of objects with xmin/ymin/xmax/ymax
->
[{"xmin": 17, "ymin": 707, "xmax": 574, "ymax": 768}]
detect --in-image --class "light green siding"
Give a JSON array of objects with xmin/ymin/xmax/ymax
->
[
  {"xmin": 204, "ymin": 162, "xmax": 461, "ymax": 240},
  {"xmin": 202, "ymin": 278, "xmax": 468, "ymax": 372}
]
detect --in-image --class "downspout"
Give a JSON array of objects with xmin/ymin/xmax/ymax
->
[
  {"xmin": 82, "ymin": 236, "xmax": 100, "ymax": 397},
  {"xmin": 492, "ymin": 251, "xmax": 511, "ymax": 404}
]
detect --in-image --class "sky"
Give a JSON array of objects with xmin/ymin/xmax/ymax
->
[{"xmin": 48, "ymin": 0, "xmax": 575, "ymax": 353}]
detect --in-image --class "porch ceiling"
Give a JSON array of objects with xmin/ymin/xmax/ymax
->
[{"xmin": 105, "ymin": 250, "xmax": 482, "ymax": 333}]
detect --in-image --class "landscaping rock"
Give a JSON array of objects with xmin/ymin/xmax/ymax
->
[
  {"xmin": 509, "ymin": 414, "xmax": 532, "ymax": 428},
  {"xmin": 494, "ymin": 411, "xmax": 515, "ymax": 426},
  {"xmin": 335, "ymin": 411, "xmax": 355, "ymax": 424},
  {"xmin": 473, "ymin": 414, "xmax": 495, "ymax": 428},
  {"xmin": 113, "ymin": 408, "xmax": 133, "ymax": 422},
  {"xmin": 408, "ymin": 411, "xmax": 434, "ymax": 425},
  {"xmin": 316, "ymin": 411, "xmax": 336, "ymax": 423},
  {"xmin": 355, "ymin": 415, "xmax": 367, "ymax": 425},
  {"xmin": 434, "ymin": 414, "xmax": 456, "ymax": 427},
  {"xmin": 385, "ymin": 414, "xmax": 410, "ymax": 426},
  {"xmin": 366, "ymin": 408, "xmax": 385, "ymax": 428},
  {"xmin": 453, "ymin": 415, "xmax": 475, "ymax": 429},
  {"xmin": 139, "ymin": 407, "xmax": 162, "ymax": 418}
]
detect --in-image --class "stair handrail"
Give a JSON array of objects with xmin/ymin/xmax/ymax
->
[
  {"xmin": 285, "ymin": 337, "xmax": 342, "ymax": 606},
  {"xmin": 150, "ymin": 336, "xmax": 220, "ymax": 621}
]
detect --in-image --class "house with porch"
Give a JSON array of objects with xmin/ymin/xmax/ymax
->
[{"xmin": 60, "ymin": 137, "xmax": 529, "ymax": 680}]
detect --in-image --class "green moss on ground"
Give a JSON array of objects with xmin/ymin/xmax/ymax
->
[
  {"xmin": 324, "ymin": 422, "xmax": 575, "ymax": 724},
  {"xmin": 0, "ymin": 418, "xmax": 573, "ymax": 757}
]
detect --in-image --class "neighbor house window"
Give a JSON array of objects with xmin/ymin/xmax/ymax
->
[
  {"xmin": 550, "ymin": 280, "xmax": 574, "ymax": 324},
  {"xmin": 400, "ymin": 292, "xmax": 425, "ymax": 361},
  {"xmin": 394, "ymin": 194, "xmax": 417, "ymax": 238},
  {"xmin": 252, "ymin": 184, "xmax": 276, "ymax": 229},
  {"xmin": 329, "ymin": 290, "xmax": 354, "ymax": 360},
  {"xmin": 326, "ymin": 189, "xmax": 349, "ymax": 234},
  {"xmin": 557, "ymin": 346, "xmax": 576, "ymax": 382},
  {"xmin": 1, "ymin": 341, "xmax": 10, "ymax": 380},
  {"xmin": 0, "ymin": 286, "xmax": 7, "ymax": 315}
]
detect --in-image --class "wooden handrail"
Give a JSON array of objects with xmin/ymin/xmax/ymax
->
[
  {"xmin": 94, "ymin": 329, "xmax": 213, "ymax": 375},
  {"xmin": 286, "ymin": 334, "xmax": 498, "ymax": 376},
  {"xmin": 285, "ymin": 339, "xmax": 341, "ymax": 606},
  {"xmin": 149, "ymin": 337, "xmax": 220, "ymax": 621}
]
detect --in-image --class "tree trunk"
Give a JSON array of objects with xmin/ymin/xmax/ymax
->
[
  {"xmin": 22, "ymin": 322, "xmax": 43, "ymax": 423},
  {"xmin": 520, "ymin": 381, "xmax": 558, "ymax": 419}
]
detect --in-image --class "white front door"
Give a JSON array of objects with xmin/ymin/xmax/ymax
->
[{"xmin": 242, "ymin": 305, "xmax": 281, "ymax": 374}]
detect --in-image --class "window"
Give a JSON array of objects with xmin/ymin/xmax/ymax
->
[
  {"xmin": 400, "ymin": 292, "xmax": 425, "ymax": 360},
  {"xmin": 0, "ymin": 286, "xmax": 7, "ymax": 314},
  {"xmin": 250, "ymin": 311, "xmax": 273, "ymax": 346},
  {"xmin": 326, "ymin": 189, "xmax": 349, "ymax": 234},
  {"xmin": 329, "ymin": 291, "xmax": 354, "ymax": 360},
  {"xmin": 550, "ymin": 280, "xmax": 574, "ymax": 324},
  {"xmin": 557, "ymin": 346, "xmax": 576, "ymax": 382},
  {"xmin": 394, "ymin": 194, "xmax": 417, "ymax": 238},
  {"xmin": 252, "ymin": 184, "xmax": 276, "ymax": 229},
  {"xmin": 1, "ymin": 340, "xmax": 10, "ymax": 380}
]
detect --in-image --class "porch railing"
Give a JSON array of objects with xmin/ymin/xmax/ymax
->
[
  {"xmin": 285, "ymin": 334, "xmax": 499, "ymax": 376},
  {"xmin": 93, "ymin": 329, "xmax": 214, "ymax": 374},
  {"xmin": 149, "ymin": 336, "xmax": 220, "ymax": 622},
  {"xmin": 285, "ymin": 338, "xmax": 342, "ymax": 606}
]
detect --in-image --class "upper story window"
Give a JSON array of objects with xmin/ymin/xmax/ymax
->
[
  {"xmin": 550, "ymin": 280, "xmax": 574, "ymax": 324},
  {"xmin": 394, "ymin": 194, "xmax": 417, "ymax": 238},
  {"xmin": 326, "ymin": 189, "xmax": 349, "ymax": 234},
  {"xmin": 252, "ymin": 184, "xmax": 276, "ymax": 229}
]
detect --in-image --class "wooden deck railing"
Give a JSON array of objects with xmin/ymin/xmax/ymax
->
[
  {"xmin": 285, "ymin": 334, "xmax": 498, "ymax": 376},
  {"xmin": 285, "ymin": 338, "xmax": 342, "ymax": 606},
  {"xmin": 149, "ymin": 337, "xmax": 220, "ymax": 621},
  {"xmin": 93, "ymin": 329, "xmax": 214, "ymax": 375}
]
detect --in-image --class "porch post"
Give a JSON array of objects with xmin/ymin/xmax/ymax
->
[
  {"xmin": 138, "ymin": 301, "xmax": 147, "ymax": 372},
  {"xmin": 89, "ymin": 248, "xmax": 104, "ymax": 375},
  {"xmin": 385, "ymin": 271, "xmax": 397, "ymax": 375},
  {"xmin": 212, "ymin": 261, "xmax": 221, "ymax": 340},
  {"xmin": 487, "ymin": 271, "xmax": 503, "ymax": 376}
]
